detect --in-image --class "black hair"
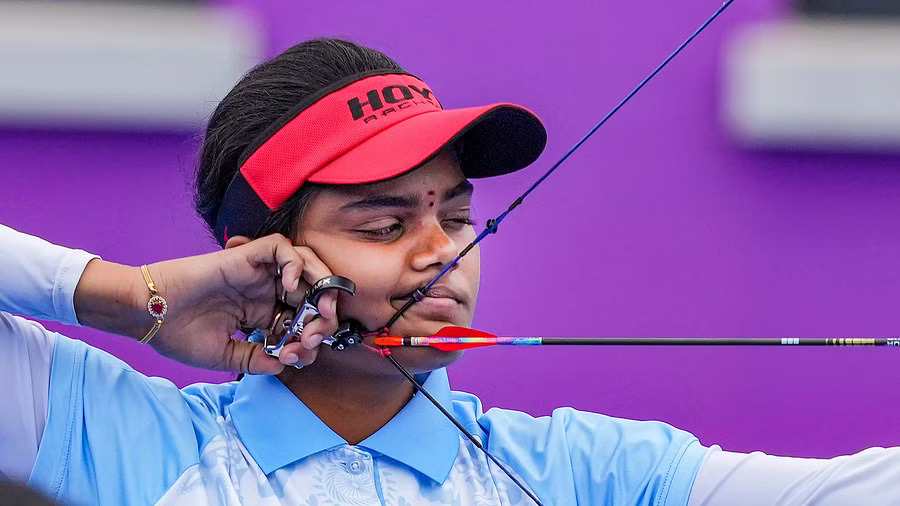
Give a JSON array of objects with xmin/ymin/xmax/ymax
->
[{"xmin": 194, "ymin": 38, "xmax": 404, "ymax": 241}]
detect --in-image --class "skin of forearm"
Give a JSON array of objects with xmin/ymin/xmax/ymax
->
[{"xmin": 73, "ymin": 259, "xmax": 148, "ymax": 341}]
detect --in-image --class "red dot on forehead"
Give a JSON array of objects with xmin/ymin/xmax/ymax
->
[
  {"xmin": 429, "ymin": 202, "xmax": 435, "ymax": 207},
  {"xmin": 427, "ymin": 190, "xmax": 436, "ymax": 196}
]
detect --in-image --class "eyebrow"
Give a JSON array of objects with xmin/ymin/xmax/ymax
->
[
  {"xmin": 339, "ymin": 179, "xmax": 474, "ymax": 211},
  {"xmin": 444, "ymin": 179, "xmax": 474, "ymax": 201}
]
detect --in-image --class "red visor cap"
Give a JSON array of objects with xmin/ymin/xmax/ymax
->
[{"xmin": 307, "ymin": 102, "xmax": 547, "ymax": 186}]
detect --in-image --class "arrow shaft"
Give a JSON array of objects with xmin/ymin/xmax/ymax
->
[
  {"xmin": 542, "ymin": 337, "xmax": 900, "ymax": 346},
  {"xmin": 375, "ymin": 336, "xmax": 900, "ymax": 347}
]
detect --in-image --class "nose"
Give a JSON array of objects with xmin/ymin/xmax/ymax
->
[{"xmin": 409, "ymin": 221, "xmax": 459, "ymax": 272}]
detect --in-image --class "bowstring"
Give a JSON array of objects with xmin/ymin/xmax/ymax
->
[
  {"xmin": 377, "ymin": 2, "xmax": 737, "ymax": 504},
  {"xmin": 384, "ymin": 0, "xmax": 736, "ymax": 330}
]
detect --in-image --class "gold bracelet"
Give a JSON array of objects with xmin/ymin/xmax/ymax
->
[{"xmin": 139, "ymin": 265, "xmax": 167, "ymax": 344}]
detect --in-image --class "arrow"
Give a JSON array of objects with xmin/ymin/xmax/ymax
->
[{"xmin": 373, "ymin": 327, "xmax": 900, "ymax": 351}]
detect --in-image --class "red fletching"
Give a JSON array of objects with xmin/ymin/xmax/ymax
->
[
  {"xmin": 433, "ymin": 326, "xmax": 497, "ymax": 337},
  {"xmin": 430, "ymin": 326, "xmax": 498, "ymax": 351}
]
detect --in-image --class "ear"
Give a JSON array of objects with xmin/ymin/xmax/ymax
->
[{"xmin": 224, "ymin": 235, "xmax": 252, "ymax": 250}]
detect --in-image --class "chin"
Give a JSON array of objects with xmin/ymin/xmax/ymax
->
[{"xmin": 390, "ymin": 346, "xmax": 465, "ymax": 374}]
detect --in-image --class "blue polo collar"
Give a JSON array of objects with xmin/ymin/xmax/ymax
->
[{"xmin": 229, "ymin": 368, "xmax": 460, "ymax": 484}]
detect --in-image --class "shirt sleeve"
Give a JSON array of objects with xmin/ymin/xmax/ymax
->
[
  {"xmin": 688, "ymin": 445, "xmax": 900, "ymax": 505},
  {"xmin": 464, "ymin": 395, "xmax": 709, "ymax": 506},
  {"xmin": 0, "ymin": 224, "xmax": 98, "ymax": 481},
  {"xmin": 0, "ymin": 314, "xmax": 56, "ymax": 482},
  {"xmin": 0, "ymin": 224, "xmax": 98, "ymax": 325}
]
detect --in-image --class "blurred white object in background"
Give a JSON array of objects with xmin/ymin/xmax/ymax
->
[
  {"xmin": 723, "ymin": 20, "xmax": 900, "ymax": 151},
  {"xmin": 0, "ymin": 1, "xmax": 261, "ymax": 131}
]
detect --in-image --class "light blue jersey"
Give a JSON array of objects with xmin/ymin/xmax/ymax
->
[{"xmin": 28, "ymin": 334, "xmax": 707, "ymax": 505}]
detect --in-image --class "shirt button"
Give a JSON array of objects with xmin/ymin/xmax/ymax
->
[{"xmin": 347, "ymin": 459, "xmax": 364, "ymax": 474}]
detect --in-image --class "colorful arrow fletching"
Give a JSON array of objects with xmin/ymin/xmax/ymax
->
[{"xmin": 374, "ymin": 327, "xmax": 544, "ymax": 351}]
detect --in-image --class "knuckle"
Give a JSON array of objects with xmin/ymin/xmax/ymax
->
[{"xmin": 294, "ymin": 246, "xmax": 314, "ymax": 259}]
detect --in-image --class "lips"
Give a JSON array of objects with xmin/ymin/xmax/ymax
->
[
  {"xmin": 387, "ymin": 282, "xmax": 471, "ymax": 326},
  {"xmin": 394, "ymin": 284, "xmax": 464, "ymax": 304}
]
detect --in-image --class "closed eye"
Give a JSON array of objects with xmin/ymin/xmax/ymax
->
[
  {"xmin": 354, "ymin": 216, "xmax": 474, "ymax": 240},
  {"xmin": 442, "ymin": 217, "xmax": 475, "ymax": 232},
  {"xmin": 356, "ymin": 222, "xmax": 402, "ymax": 239}
]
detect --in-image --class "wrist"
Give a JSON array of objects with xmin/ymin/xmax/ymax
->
[
  {"xmin": 74, "ymin": 259, "xmax": 151, "ymax": 340},
  {"xmin": 137, "ymin": 264, "xmax": 168, "ymax": 344}
]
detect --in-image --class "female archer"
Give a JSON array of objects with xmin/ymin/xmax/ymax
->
[{"xmin": 2, "ymin": 38, "xmax": 899, "ymax": 505}]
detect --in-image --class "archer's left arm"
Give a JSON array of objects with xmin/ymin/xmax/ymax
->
[{"xmin": 688, "ymin": 445, "xmax": 900, "ymax": 505}]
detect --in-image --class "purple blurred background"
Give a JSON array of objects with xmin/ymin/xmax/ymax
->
[{"xmin": 2, "ymin": 0, "xmax": 900, "ymax": 459}]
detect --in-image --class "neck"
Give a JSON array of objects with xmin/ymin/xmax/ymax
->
[{"xmin": 277, "ymin": 361, "xmax": 416, "ymax": 445}]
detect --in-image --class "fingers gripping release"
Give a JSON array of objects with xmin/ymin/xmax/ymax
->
[{"xmin": 248, "ymin": 275, "xmax": 359, "ymax": 359}]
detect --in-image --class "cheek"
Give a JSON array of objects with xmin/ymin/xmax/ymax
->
[
  {"xmin": 464, "ymin": 246, "xmax": 481, "ymax": 296},
  {"xmin": 314, "ymin": 243, "xmax": 406, "ymax": 323},
  {"xmin": 349, "ymin": 255, "xmax": 403, "ymax": 299}
]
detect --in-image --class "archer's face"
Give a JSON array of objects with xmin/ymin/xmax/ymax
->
[{"xmin": 296, "ymin": 150, "xmax": 480, "ymax": 374}]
